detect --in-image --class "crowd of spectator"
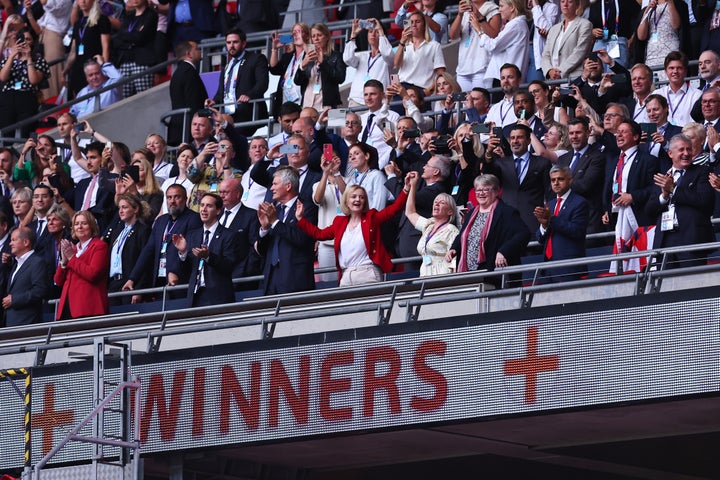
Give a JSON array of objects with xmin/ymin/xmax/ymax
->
[{"xmin": 1, "ymin": 0, "xmax": 720, "ymax": 327}]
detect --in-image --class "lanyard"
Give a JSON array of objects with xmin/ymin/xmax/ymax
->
[
  {"xmin": 601, "ymin": 0, "xmax": 620, "ymax": 36},
  {"xmin": 615, "ymin": 150, "xmax": 637, "ymax": 188},
  {"xmin": 162, "ymin": 218, "xmax": 177, "ymax": 242},
  {"xmin": 424, "ymin": 221, "xmax": 448, "ymax": 253},
  {"xmin": 633, "ymin": 101, "xmax": 646, "ymax": 120},
  {"xmin": 78, "ymin": 17, "xmax": 89, "ymax": 42},
  {"xmin": 667, "ymin": 86, "xmax": 688, "ymax": 118},
  {"xmin": 500, "ymin": 100, "xmax": 512, "ymax": 124},
  {"xmin": 354, "ymin": 170, "xmax": 368, "ymax": 186},
  {"xmin": 127, "ymin": 17, "xmax": 140, "ymax": 33},
  {"xmin": 652, "ymin": 4, "xmax": 667, "ymax": 28},
  {"xmin": 114, "ymin": 225, "xmax": 132, "ymax": 255},
  {"xmin": 367, "ymin": 51, "xmax": 381, "ymax": 74}
]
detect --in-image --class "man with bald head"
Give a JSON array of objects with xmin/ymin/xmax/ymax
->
[{"xmin": 218, "ymin": 177, "xmax": 261, "ymax": 283}]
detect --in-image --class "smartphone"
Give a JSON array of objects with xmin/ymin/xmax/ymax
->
[
  {"xmin": 403, "ymin": 128, "xmax": 421, "ymax": 139},
  {"xmin": 323, "ymin": 143, "xmax": 333, "ymax": 161},
  {"xmin": 558, "ymin": 87, "xmax": 574, "ymax": 96},
  {"xmin": 327, "ymin": 108, "xmax": 347, "ymax": 128},
  {"xmin": 472, "ymin": 123, "xmax": 491, "ymax": 134},
  {"xmin": 588, "ymin": 51, "xmax": 600, "ymax": 62},
  {"xmin": 306, "ymin": 43, "xmax": 315, "ymax": 52},
  {"xmin": 358, "ymin": 19, "xmax": 375, "ymax": 29},
  {"xmin": 279, "ymin": 34, "xmax": 294, "ymax": 44},
  {"xmin": 48, "ymin": 174, "xmax": 63, "ymax": 191},
  {"xmin": 492, "ymin": 127, "xmax": 503, "ymax": 138},
  {"xmin": 73, "ymin": 123, "xmax": 86, "ymax": 133},
  {"xmin": 390, "ymin": 73, "xmax": 399, "ymax": 84},
  {"xmin": 610, "ymin": 74, "xmax": 627, "ymax": 84},
  {"xmin": 217, "ymin": 143, "xmax": 228, "ymax": 153},
  {"xmin": 29, "ymin": 132, "xmax": 38, "ymax": 141},
  {"xmin": 15, "ymin": 31, "xmax": 25, "ymax": 44},
  {"xmin": 123, "ymin": 165, "xmax": 140, "ymax": 183},
  {"xmin": 519, "ymin": 109, "xmax": 526, "ymax": 121},
  {"xmin": 451, "ymin": 92, "xmax": 466, "ymax": 102},
  {"xmin": 197, "ymin": 108, "xmax": 213, "ymax": 117},
  {"xmin": 640, "ymin": 123, "xmax": 657, "ymax": 135},
  {"xmin": 105, "ymin": 141, "xmax": 112, "ymax": 150},
  {"xmin": 279, "ymin": 143, "xmax": 300, "ymax": 155}
]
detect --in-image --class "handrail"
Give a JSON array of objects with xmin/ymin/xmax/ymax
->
[{"xmin": 0, "ymin": 58, "xmax": 180, "ymax": 139}]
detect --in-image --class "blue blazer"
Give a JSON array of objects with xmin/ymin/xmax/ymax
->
[
  {"xmin": 536, "ymin": 191, "xmax": 588, "ymax": 281},
  {"xmin": 3, "ymin": 252, "xmax": 50, "ymax": 327},
  {"xmin": 183, "ymin": 224, "xmax": 241, "ymax": 307},
  {"xmin": 257, "ymin": 201, "xmax": 315, "ymax": 295},
  {"xmin": 129, "ymin": 208, "xmax": 202, "ymax": 286}
]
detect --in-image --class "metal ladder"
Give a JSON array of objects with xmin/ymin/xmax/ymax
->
[{"xmin": 30, "ymin": 338, "xmax": 141, "ymax": 480}]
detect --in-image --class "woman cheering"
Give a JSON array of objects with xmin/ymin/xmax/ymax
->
[
  {"xmin": 296, "ymin": 174, "xmax": 413, "ymax": 286},
  {"xmin": 294, "ymin": 22, "xmax": 346, "ymax": 110}
]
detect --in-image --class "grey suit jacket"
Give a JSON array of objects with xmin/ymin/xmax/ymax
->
[{"xmin": 541, "ymin": 17, "xmax": 594, "ymax": 78}]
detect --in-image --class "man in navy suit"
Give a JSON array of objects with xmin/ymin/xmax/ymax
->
[
  {"xmin": 502, "ymin": 90, "xmax": 547, "ymax": 149},
  {"xmin": 617, "ymin": 64, "xmax": 655, "ymax": 124},
  {"xmin": 123, "ymin": 185, "xmax": 202, "ymax": 294},
  {"xmin": 257, "ymin": 167, "xmax": 315, "ymax": 295},
  {"xmin": 218, "ymin": 177, "xmax": 262, "ymax": 286},
  {"xmin": 210, "ymin": 27, "xmax": 269, "ymax": 137},
  {"xmin": 557, "ymin": 118, "xmax": 607, "ymax": 234},
  {"xmin": 74, "ymin": 142, "xmax": 116, "ymax": 232},
  {"xmin": 646, "ymin": 134, "xmax": 715, "ymax": 269},
  {"xmin": 27, "ymin": 184, "xmax": 54, "ymax": 255},
  {"xmin": 174, "ymin": 193, "xmax": 241, "ymax": 307},
  {"xmin": 169, "ymin": 41, "xmax": 208, "ymax": 146},
  {"xmin": 534, "ymin": 166, "xmax": 589, "ymax": 283},
  {"xmin": 250, "ymin": 134, "xmax": 322, "ymax": 225},
  {"xmin": 483, "ymin": 124, "xmax": 552, "ymax": 232},
  {"xmin": 1, "ymin": 227, "xmax": 49, "ymax": 327}
]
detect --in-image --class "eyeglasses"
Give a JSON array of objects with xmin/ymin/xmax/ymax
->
[
  {"xmin": 604, "ymin": 113, "xmax": 622, "ymax": 119},
  {"xmin": 701, "ymin": 99, "xmax": 719, "ymax": 105},
  {"xmin": 474, "ymin": 187, "xmax": 494, "ymax": 193},
  {"xmin": 345, "ymin": 121, "xmax": 360, "ymax": 126}
]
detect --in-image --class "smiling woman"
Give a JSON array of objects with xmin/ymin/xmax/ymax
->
[{"xmin": 296, "ymin": 173, "xmax": 413, "ymax": 286}]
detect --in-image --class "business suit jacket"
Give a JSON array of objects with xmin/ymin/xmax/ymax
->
[
  {"xmin": 294, "ymin": 49, "xmax": 346, "ymax": 108},
  {"xmin": 451, "ymin": 200, "xmax": 531, "ymax": 288},
  {"xmin": 646, "ymin": 164, "xmax": 715, "ymax": 260},
  {"xmin": 129, "ymin": 208, "xmax": 202, "ymax": 287},
  {"xmin": 213, "ymin": 51, "xmax": 269, "ymax": 134},
  {"xmin": 28, "ymin": 218, "xmax": 51, "ymax": 256},
  {"xmin": 169, "ymin": 60, "xmax": 208, "ymax": 145},
  {"xmin": 536, "ymin": 191, "xmax": 588, "ymax": 281},
  {"xmin": 501, "ymin": 117, "xmax": 547, "ymax": 153},
  {"xmin": 640, "ymin": 123, "xmax": 683, "ymax": 173},
  {"xmin": 250, "ymin": 160, "xmax": 322, "ymax": 225},
  {"xmin": 257, "ymin": 201, "xmax": 315, "ymax": 295},
  {"xmin": 557, "ymin": 145, "xmax": 606, "ymax": 233},
  {"xmin": 183, "ymin": 224, "xmax": 241, "ymax": 307},
  {"xmin": 603, "ymin": 148, "xmax": 659, "ymax": 227},
  {"xmin": 74, "ymin": 171, "xmax": 117, "ymax": 233},
  {"xmin": 225, "ymin": 204, "xmax": 262, "ymax": 278},
  {"xmin": 297, "ymin": 190, "xmax": 408, "ymax": 282},
  {"xmin": 483, "ymin": 154, "xmax": 552, "ymax": 232},
  {"xmin": 541, "ymin": 17, "xmax": 594, "ymax": 78},
  {"xmin": 385, "ymin": 177, "xmax": 449, "ymax": 259},
  {"xmin": 2, "ymin": 252, "xmax": 49, "ymax": 327},
  {"xmin": 54, "ymin": 238, "xmax": 110, "ymax": 320},
  {"xmin": 103, "ymin": 219, "xmax": 151, "ymax": 287}
]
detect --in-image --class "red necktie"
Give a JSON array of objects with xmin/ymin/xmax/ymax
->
[
  {"xmin": 544, "ymin": 196, "xmax": 562, "ymax": 259},
  {"xmin": 615, "ymin": 151, "xmax": 626, "ymax": 192}
]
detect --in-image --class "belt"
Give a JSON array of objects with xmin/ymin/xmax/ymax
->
[
  {"xmin": 176, "ymin": 21, "xmax": 194, "ymax": 27},
  {"xmin": 111, "ymin": 274, "xmax": 124, "ymax": 281}
]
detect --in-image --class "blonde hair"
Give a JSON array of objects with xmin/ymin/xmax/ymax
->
[
  {"xmin": 0, "ymin": 14, "xmax": 23, "ymax": 49},
  {"xmin": 72, "ymin": 210, "xmax": 100, "ymax": 240},
  {"xmin": 340, "ymin": 185, "xmax": 369, "ymax": 216},
  {"xmin": 131, "ymin": 152, "xmax": 161, "ymax": 195},
  {"xmin": 311, "ymin": 23, "xmax": 334, "ymax": 57},
  {"xmin": 501, "ymin": 0, "xmax": 531, "ymax": 20},
  {"xmin": 434, "ymin": 72, "xmax": 461, "ymax": 95},
  {"xmin": 86, "ymin": 0, "xmax": 102, "ymax": 28},
  {"xmin": 453, "ymin": 123, "xmax": 485, "ymax": 159},
  {"xmin": 409, "ymin": 11, "xmax": 431, "ymax": 42}
]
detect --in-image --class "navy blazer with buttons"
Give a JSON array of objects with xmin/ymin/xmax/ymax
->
[{"xmin": 536, "ymin": 191, "xmax": 589, "ymax": 281}]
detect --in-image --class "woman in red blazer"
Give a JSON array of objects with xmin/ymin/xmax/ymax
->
[
  {"xmin": 54, "ymin": 210, "xmax": 110, "ymax": 320},
  {"xmin": 296, "ymin": 173, "xmax": 412, "ymax": 286}
]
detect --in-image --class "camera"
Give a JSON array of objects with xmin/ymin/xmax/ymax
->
[
  {"xmin": 472, "ymin": 123, "xmax": 491, "ymax": 134},
  {"xmin": 451, "ymin": 92, "xmax": 466, "ymax": 102},
  {"xmin": 432, "ymin": 135, "xmax": 451, "ymax": 154},
  {"xmin": 74, "ymin": 123, "xmax": 86, "ymax": 133},
  {"xmin": 403, "ymin": 128, "xmax": 421, "ymax": 139}
]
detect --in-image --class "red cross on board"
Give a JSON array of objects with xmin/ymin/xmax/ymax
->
[
  {"xmin": 32, "ymin": 383, "xmax": 75, "ymax": 454},
  {"xmin": 503, "ymin": 326, "xmax": 559, "ymax": 404}
]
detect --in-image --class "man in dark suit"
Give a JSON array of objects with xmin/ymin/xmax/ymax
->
[
  {"xmin": 168, "ymin": 0, "xmax": 217, "ymax": 47},
  {"xmin": 123, "ymin": 185, "xmax": 202, "ymax": 295},
  {"xmin": 257, "ymin": 167, "xmax": 315, "ymax": 295},
  {"xmin": 557, "ymin": 118, "xmax": 606, "ymax": 233},
  {"xmin": 210, "ymin": 27, "xmax": 269, "ymax": 137},
  {"xmin": 385, "ymin": 155, "xmax": 450, "ymax": 263},
  {"xmin": 603, "ymin": 119, "xmax": 659, "ymax": 232},
  {"xmin": 646, "ymin": 134, "xmax": 715, "ymax": 269},
  {"xmin": 73, "ymin": 142, "xmax": 116, "ymax": 232},
  {"xmin": 28, "ymin": 184, "xmax": 54, "ymax": 255},
  {"xmin": 617, "ymin": 64, "xmax": 655, "ymax": 124},
  {"xmin": 502, "ymin": 90, "xmax": 547, "ymax": 150},
  {"xmin": 174, "ymin": 193, "xmax": 241, "ymax": 307},
  {"xmin": 169, "ymin": 41, "xmax": 208, "ymax": 146},
  {"xmin": 641, "ymin": 94, "xmax": 683, "ymax": 173},
  {"xmin": 218, "ymin": 177, "xmax": 262, "ymax": 286},
  {"xmin": 250, "ymin": 134, "xmax": 322, "ymax": 225},
  {"xmin": 534, "ymin": 166, "xmax": 589, "ymax": 283},
  {"xmin": 1, "ymin": 227, "xmax": 49, "ymax": 327},
  {"xmin": 483, "ymin": 124, "xmax": 552, "ymax": 232}
]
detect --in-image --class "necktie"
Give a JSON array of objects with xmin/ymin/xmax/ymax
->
[
  {"xmin": 224, "ymin": 57, "xmax": 239, "ymax": 93},
  {"xmin": 221, "ymin": 209, "xmax": 231, "ymax": 227},
  {"xmin": 36, "ymin": 219, "xmax": 44, "ymax": 237},
  {"xmin": 196, "ymin": 230, "xmax": 211, "ymax": 292},
  {"xmin": 361, "ymin": 113, "xmax": 375, "ymax": 143},
  {"xmin": 570, "ymin": 151, "xmax": 581, "ymax": 172},
  {"xmin": 82, "ymin": 174, "xmax": 98, "ymax": 210},
  {"xmin": 544, "ymin": 197, "xmax": 563, "ymax": 259},
  {"xmin": 515, "ymin": 157, "xmax": 523, "ymax": 182},
  {"xmin": 271, "ymin": 204, "xmax": 285, "ymax": 266},
  {"xmin": 674, "ymin": 169, "xmax": 684, "ymax": 186},
  {"xmin": 615, "ymin": 152, "xmax": 626, "ymax": 192},
  {"xmin": 203, "ymin": 229, "xmax": 210, "ymax": 246}
]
